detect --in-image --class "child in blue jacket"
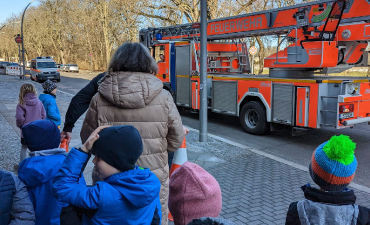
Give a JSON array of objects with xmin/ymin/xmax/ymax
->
[
  {"xmin": 53, "ymin": 125, "xmax": 162, "ymax": 225},
  {"xmin": 18, "ymin": 120, "xmax": 85, "ymax": 225},
  {"xmin": 39, "ymin": 80, "xmax": 61, "ymax": 127}
]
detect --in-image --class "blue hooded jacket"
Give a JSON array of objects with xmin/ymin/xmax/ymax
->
[
  {"xmin": 39, "ymin": 93, "xmax": 61, "ymax": 126},
  {"xmin": 53, "ymin": 148, "xmax": 162, "ymax": 225},
  {"xmin": 18, "ymin": 149, "xmax": 86, "ymax": 225}
]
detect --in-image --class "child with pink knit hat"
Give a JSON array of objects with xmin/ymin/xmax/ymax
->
[{"xmin": 168, "ymin": 161, "xmax": 236, "ymax": 225}]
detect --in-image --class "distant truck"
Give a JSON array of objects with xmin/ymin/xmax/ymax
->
[{"xmin": 30, "ymin": 57, "xmax": 60, "ymax": 82}]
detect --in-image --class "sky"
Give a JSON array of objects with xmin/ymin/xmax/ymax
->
[{"xmin": 0, "ymin": 0, "xmax": 40, "ymax": 24}]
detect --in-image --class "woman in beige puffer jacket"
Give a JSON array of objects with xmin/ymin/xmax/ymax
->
[{"xmin": 80, "ymin": 42, "xmax": 185, "ymax": 225}]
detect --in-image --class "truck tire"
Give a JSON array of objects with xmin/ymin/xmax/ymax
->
[{"xmin": 240, "ymin": 101, "xmax": 269, "ymax": 135}]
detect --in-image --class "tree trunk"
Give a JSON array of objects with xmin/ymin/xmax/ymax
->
[{"xmin": 255, "ymin": 37, "xmax": 265, "ymax": 74}]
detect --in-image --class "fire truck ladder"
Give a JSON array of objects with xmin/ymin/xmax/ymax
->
[
  {"xmin": 300, "ymin": 0, "xmax": 347, "ymax": 48},
  {"xmin": 233, "ymin": 40, "xmax": 251, "ymax": 73},
  {"xmin": 319, "ymin": 80, "xmax": 352, "ymax": 127},
  {"xmin": 320, "ymin": 95, "xmax": 338, "ymax": 127}
]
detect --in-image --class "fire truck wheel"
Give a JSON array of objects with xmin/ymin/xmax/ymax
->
[{"xmin": 240, "ymin": 101, "xmax": 269, "ymax": 135}]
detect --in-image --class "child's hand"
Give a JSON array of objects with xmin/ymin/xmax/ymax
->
[
  {"xmin": 183, "ymin": 126, "xmax": 189, "ymax": 135},
  {"xmin": 81, "ymin": 126, "xmax": 110, "ymax": 153}
]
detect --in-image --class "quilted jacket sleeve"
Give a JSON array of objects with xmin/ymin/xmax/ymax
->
[
  {"xmin": 166, "ymin": 92, "xmax": 185, "ymax": 152},
  {"xmin": 53, "ymin": 148, "xmax": 102, "ymax": 209},
  {"xmin": 80, "ymin": 96, "xmax": 99, "ymax": 144},
  {"xmin": 9, "ymin": 174, "xmax": 35, "ymax": 225}
]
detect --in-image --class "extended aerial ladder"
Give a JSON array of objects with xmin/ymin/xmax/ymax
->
[
  {"xmin": 140, "ymin": 0, "xmax": 370, "ymax": 135},
  {"xmin": 140, "ymin": 0, "xmax": 370, "ymax": 76}
]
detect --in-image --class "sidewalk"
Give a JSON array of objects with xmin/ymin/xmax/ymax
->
[{"xmin": 1, "ymin": 74, "xmax": 370, "ymax": 224}]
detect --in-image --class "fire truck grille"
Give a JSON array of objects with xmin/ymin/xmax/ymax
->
[
  {"xmin": 212, "ymin": 81, "xmax": 237, "ymax": 115},
  {"xmin": 272, "ymin": 83, "xmax": 294, "ymax": 124}
]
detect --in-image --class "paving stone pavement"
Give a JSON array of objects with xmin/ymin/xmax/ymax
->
[{"xmin": 1, "ymin": 74, "xmax": 370, "ymax": 225}]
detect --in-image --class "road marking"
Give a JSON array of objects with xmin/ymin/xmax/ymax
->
[
  {"xmin": 57, "ymin": 89, "xmax": 74, "ymax": 97},
  {"xmin": 187, "ymin": 127, "xmax": 370, "ymax": 193}
]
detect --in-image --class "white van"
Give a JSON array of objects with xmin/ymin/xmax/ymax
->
[{"xmin": 30, "ymin": 57, "xmax": 60, "ymax": 82}]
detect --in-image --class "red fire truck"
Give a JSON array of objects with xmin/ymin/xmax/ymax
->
[{"xmin": 139, "ymin": 0, "xmax": 370, "ymax": 135}]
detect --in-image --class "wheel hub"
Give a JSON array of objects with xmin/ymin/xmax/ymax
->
[{"xmin": 245, "ymin": 109, "xmax": 258, "ymax": 128}]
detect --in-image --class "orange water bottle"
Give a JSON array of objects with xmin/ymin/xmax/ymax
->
[{"xmin": 60, "ymin": 139, "xmax": 69, "ymax": 152}]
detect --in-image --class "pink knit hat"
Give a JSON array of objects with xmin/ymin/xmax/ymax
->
[{"xmin": 168, "ymin": 162, "xmax": 222, "ymax": 225}]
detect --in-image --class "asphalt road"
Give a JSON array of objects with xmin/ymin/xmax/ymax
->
[{"xmin": 54, "ymin": 72, "xmax": 370, "ymax": 188}]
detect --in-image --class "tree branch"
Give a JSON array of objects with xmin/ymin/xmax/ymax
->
[
  {"xmin": 234, "ymin": 0, "xmax": 256, "ymax": 15},
  {"xmin": 134, "ymin": 11, "xmax": 177, "ymax": 25}
]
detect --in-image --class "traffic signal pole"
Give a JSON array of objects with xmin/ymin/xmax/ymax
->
[{"xmin": 199, "ymin": 0, "xmax": 208, "ymax": 142}]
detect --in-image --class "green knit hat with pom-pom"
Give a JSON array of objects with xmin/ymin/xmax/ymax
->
[{"xmin": 309, "ymin": 135, "xmax": 357, "ymax": 191}]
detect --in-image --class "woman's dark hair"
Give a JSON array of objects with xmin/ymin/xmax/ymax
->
[{"xmin": 107, "ymin": 42, "xmax": 158, "ymax": 74}]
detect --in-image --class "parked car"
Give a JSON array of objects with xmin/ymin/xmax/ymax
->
[
  {"xmin": 65, "ymin": 64, "xmax": 79, "ymax": 73},
  {"xmin": 30, "ymin": 57, "xmax": 60, "ymax": 82},
  {"xmin": 60, "ymin": 64, "xmax": 68, "ymax": 71},
  {"xmin": 0, "ymin": 61, "xmax": 9, "ymax": 68}
]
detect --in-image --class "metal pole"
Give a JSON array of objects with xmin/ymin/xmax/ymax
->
[
  {"xmin": 199, "ymin": 0, "xmax": 208, "ymax": 142},
  {"xmin": 18, "ymin": 44, "xmax": 21, "ymax": 64},
  {"xmin": 21, "ymin": 0, "xmax": 35, "ymax": 80},
  {"xmin": 252, "ymin": 55, "xmax": 255, "ymax": 74}
]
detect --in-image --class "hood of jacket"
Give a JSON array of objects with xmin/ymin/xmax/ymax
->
[
  {"xmin": 23, "ymin": 93, "xmax": 39, "ymax": 106},
  {"xmin": 38, "ymin": 93, "xmax": 56, "ymax": 103},
  {"xmin": 18, "ymin": 149, "xmax": 66, "ymax": 188},
  {"xmin": 104, "ymin": 166, "xmax": 161, "ymax": 208},
  {"xmin": 297, "ymin": 184, "xmax": 359, "ymax": 225},
  {"xmin": 98, "ymin": 71, "xmax": 163, "ymax": 109}
]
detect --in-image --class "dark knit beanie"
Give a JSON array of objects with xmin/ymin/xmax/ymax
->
[
  {"xmin": 42, "ymin": 79, "xmax": 57, "ymax": 93},
  {"xmin": 309, "ymin": 135, "xmax": 357, "ymax": 191},
  {"xmin": 92, "ymin": 125, "xmax": 143, "ymax": 172},
  {"xmin": 22, "ymin": 119, "xmax": 61, "ymax": 151}
]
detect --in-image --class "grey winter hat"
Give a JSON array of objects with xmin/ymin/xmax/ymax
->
[{"xmin": 42, "ymin": 80, "xmax": 57, "ymax": 93}]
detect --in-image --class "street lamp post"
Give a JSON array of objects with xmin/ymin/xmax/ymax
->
[
  {"xmin": 199, "ymin": 0, "xmax": 208, "ymax": 142},
  {"xmin": 21, "ymin": 0, "xmax": 35, "ymax": 80}
]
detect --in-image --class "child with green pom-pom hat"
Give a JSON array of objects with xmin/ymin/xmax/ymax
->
[{"xmin": 285, "ymin": 135, "xmax": 370, "ymax": 225}]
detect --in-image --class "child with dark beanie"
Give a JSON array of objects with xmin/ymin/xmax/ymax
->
[
  {"xmin": 18, "ymin": 119, "xmax": 85, "ymax": 225},
  {"xmin": 285, "ymin": 135, "xmax": 370, "ymax": 225},
  {"xmin": 39, "ymin": 79, "xmax": 61, "ymax": 127},
  {"xmin": 53, "ymin": 125, "xmax": 162, "ymax": 225}
]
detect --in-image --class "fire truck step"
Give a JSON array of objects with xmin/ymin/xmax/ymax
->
[
  {"xmin": 320, "ymin": 123, "xmax": 336, "ymax": 127},
  {"xmin": 320, "ymin": 96, "xmax": 338, "ymax": 99},
  {"xmin": 320, "ymin": 110, "xmax": 337, "ymax": 113}
]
